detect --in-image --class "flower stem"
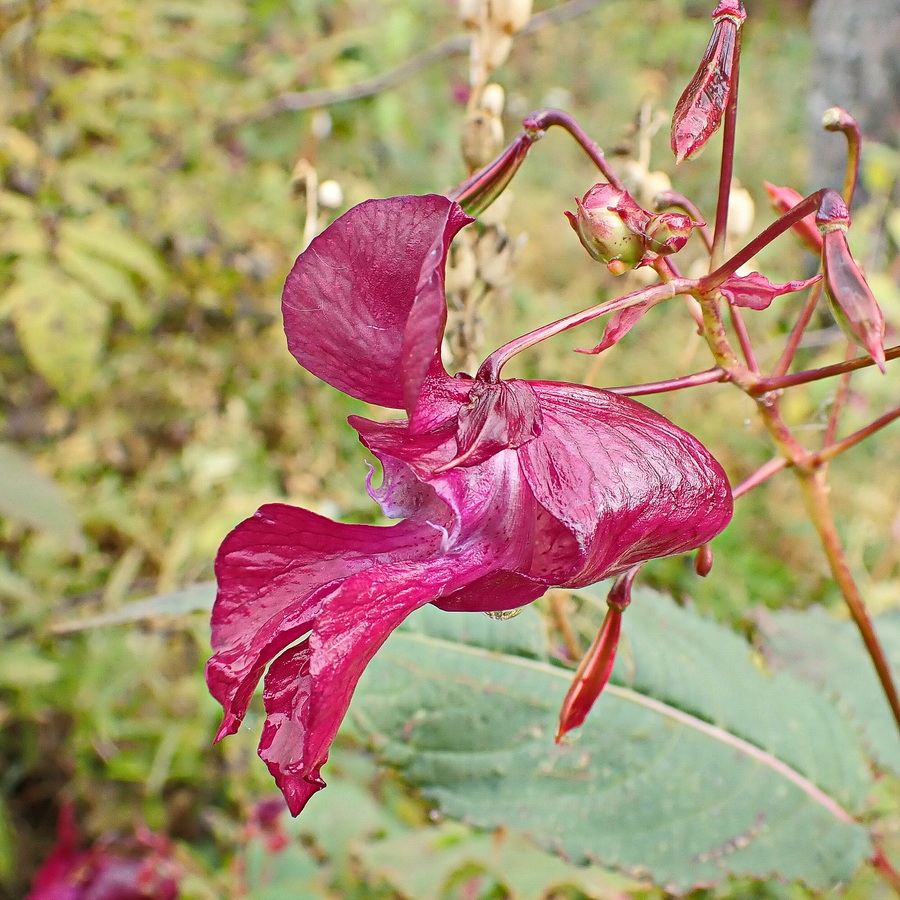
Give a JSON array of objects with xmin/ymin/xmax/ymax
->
[
  {"xmin": 709, "ymin": 20, "xmax": 742, "ymax": 270},
  {"xmin": 521, "ymin": 108, "xmax": 624, "ymax": 189},
  {"xmin": 797, "ymin": 469, "xmax": 900, "ymax": 738},
  {"xmin": 822, "ymin": 341, "xmax": 855, "ymax": 448},
  {"xmin": 753, "ymin": 343, "xmax": 900, "ymax": 394},
  {"xmin": 477, "ymin": 279, "xmax": 689, "ymax": 380},
  {"xmin": 700, "ymin": 191, "xmax": 826, "ymax": 294},
  {"xmin": 731, "ymin": 456, "xmax": 789, "ymax": 499},
  {"xmin": 815, "ymin": 404, "xmax": 900, "ymax": 466},
  {"xmin": 608, "ymin": 367, "xmax": 728, "ymax": 397},
  {"xmin": 770, "ymin": 280, "xmax": 824, "ymax": 378}
]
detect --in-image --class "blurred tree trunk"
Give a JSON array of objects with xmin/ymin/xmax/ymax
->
[{"xmin": 808, "ymin": 0, "xmax": 900, "ymax": 195}]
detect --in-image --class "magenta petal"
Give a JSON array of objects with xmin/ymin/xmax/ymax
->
[
  {"xmin": 718, "ymin": 271, "xmax": 822, "ymax": 310},
  {"xmin": 282, "ymin": 195, "xmax": 472, "ymax": 410},
  {"xmin": 206, "ymin": 504, "xmax": 443, "ymax": 738},
  {"xmin": 256, "ymin": 555, "xmax": 480, "ymax": 814},
  {"xmin": 520, "ymin": 383, "xmax": 732, "ymax": 583}
]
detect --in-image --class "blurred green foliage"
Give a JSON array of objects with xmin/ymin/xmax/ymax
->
[{"xmin": 1, "ymin": 0, "xmax": 898, "ymax": 897}]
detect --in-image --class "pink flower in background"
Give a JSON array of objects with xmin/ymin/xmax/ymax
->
[
  {"xmin": 206, "ymin": 194, "xmax": 733, "ymax": 815},
  {"xmin": 26, "ymin": 804, "xmax": 178, "ymax": 900}
]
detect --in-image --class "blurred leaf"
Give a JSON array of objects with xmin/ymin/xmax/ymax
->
[
  {"xmin": 0, "ymin": 443, "xmax": 83, "ymax": 546},
  {"xmin": 52, "ymin": 581, "xmax": 217, "ymax": 633},
  {"xmin": 6, "ymin": 262, "xmax": 109, "ymax": 398},
  {"xmin": 292, "ymin": 777, "xmax": 394, "ymax": 863},
  {"xmin": 352, "ymin": 592, "xmax": 873, "ymax": 892},
  {"xmin": 0, "ymin": 641, "xmax": 59, "ymax": 688},
  {"xmin": 57, "ymin": 240, "xmax": 153, "ymax": 329},
  {"xmin": 755, "ymin": 605, "xmax": 900, "ymax": 774},
  {"xmin": 243, "ymin": 838, "xmax": 321, "ymax": 900},
  {"xmin": 358, "ymin": 821, "xmax": 644, "ymax": 900},
  {"xmin": 59, "ymin": 216, "xmax": 167, "ymax": 290}
]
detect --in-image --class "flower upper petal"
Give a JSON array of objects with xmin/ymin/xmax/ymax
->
[{"xmin": 282, "ymin": 195, "xmax": 472, "ymax": 411}]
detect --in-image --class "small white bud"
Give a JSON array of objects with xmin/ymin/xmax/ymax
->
[{"xmin": 317, "ymin": 179, "xmax": 343, "ymax": 210}]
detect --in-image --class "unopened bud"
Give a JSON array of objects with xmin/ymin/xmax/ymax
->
[
  {"xmin": 461, "ymin": 109, "xmax": 505, "ymax": 172},
  {"xmin": 764, "ymin": 182, "xmax": 822, "ymax": 254},
  {"xmin": 317, "ymin": 179, "xmax": 343, "ymax": 210},
  {"xmin": 645, "ymin": 212, "xmax": 703, "ymax": 256},
  {"xmin": 489, "ymin": 0, "xmax": 532, "ymax": 34},
  {"xmin": 480, "ymin": 82, "xmax": 506, "ymax": 117},
  {"xmin": 817, "ymin": 191, "xmax": 886, "ymax": 372},
  {"xmin": 556, "ymin": 568, "xmax": 637, "ymax": 742},
  {"xmin": 565, "ymin": 183, "xmax": 650, "ymax": 275},
  {"xmin": 671, "ymin": 0, "xmax": 746, "ymax": 163},
  {"xmin": 727, "ymin": 185, "xmax": 755, "ymax": 244}
]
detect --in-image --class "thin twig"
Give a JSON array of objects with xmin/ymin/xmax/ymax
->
[{"xmin": 224, "ymin": 0, "xmax": 608, "ymax": 127}]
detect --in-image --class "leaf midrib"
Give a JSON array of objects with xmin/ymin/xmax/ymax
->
[{"xmin": 383, "ymin": 629, "xmax": 856, "ymax": 824}]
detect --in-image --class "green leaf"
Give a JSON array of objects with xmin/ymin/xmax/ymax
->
[
  {"xmin": 756, "ymin": 604, "xmax": 900, "ymax": 774},
  {"xmin": 358, "ymin": 821, "xmax": 646, "ymax": 900},
  {"xmin": 59, "ymin": 216, "xmax": 167, "ymax": 290},
  {"xmin": 52, "ymin": 581, "xmax": 217, "ymax": 633},
  {"xmin": 351, "ymin": 592, "xmax": 873, "ymax": 892},
  {"xmin": 6, "ymin": 262, "xmax": 109, "ymax": 398},
  {"xmin": 0, "ymin": 443, "xmax": 83, "ymax": 546}
]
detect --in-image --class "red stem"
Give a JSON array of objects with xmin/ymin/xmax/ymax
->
[
  {"xmin": 770, "ymin": 280, "xmax": 824, "ymax": 378},
  {"xmin": 709, "ymin": 21, "xmax": 742, "ymax": 269},
  {"xmin": 732, "ymin": 456, "xmax": 789, "ymax": 499},
  {"xmin": 521, "ymin": 108, "xmax": 624, "ymax": 189},
  {"xmin": 753, "ymin": 343, "xmax": 900, "ymax": 394}
]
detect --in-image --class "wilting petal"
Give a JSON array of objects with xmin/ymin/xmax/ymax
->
[
  {"xmin": 671, "ymin": 0, "xmax": 746, "ymax": 163},
  {"xmin": 519, "ymin": 382, "xmax": 732, "ymax": 583},
  {"xmin": 282, "ymin": 195, "xmax": 472, "ymax": 411},
  {"xmin": 718, "ymin": 271, "xmax": 821, "ymax": 310},
  {"xmin": 256, "ymin": 553, "xmax": 505, "ymax": 814},
  {"xmin": 206, "ymin": 504, "xmax": 445, "ymax": 739}
]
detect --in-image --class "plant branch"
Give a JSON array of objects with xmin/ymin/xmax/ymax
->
[
  {"xmin": 815, "ymin": 404, "xmax": 900, "ymax": 466},
  {"xmin": 752, "ymin": 343, "xmax": 900, "ymax": 394},
  {"xmin": 732, "ymin": 456, "xmax": 789, "ymax": 499},
  {"xmin": 797, "ymin": 470, "xmax": 900, "ymax": 738},
  {"xmin": 221, "ymin": 0, "xmax": 608, "ymax": 126}
]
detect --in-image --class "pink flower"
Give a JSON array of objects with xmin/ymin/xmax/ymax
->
[
  {"xmin": 25, "ymin": 804, "xmax": 178, "ymax": 900},
  {"xmin": 206, "ymin": 194, "xmax": 733, "ymax": 815}
]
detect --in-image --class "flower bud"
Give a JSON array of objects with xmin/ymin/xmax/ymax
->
[
  {"xmin": 764, "ymin": 181, "xmax": 822, "ymax": 254},
  {"xmin": 670, "ymin": 0, "xmax": 746, "ymax": 163},
  {"xmin": 645, "ymin": 211, "xmax": 703, "ymax": 256},
  {"xmin": 489, "ymin": 0, "xmax": 532, "ymax": 33},
  {"xmin": 556, "ymin": 568, "xmax": 637, "ymax": 742},
  {"xmin": 565, "ymin": 183, "xmax": 650, "ymax": 275},
  {"xmin": 817, "ymin": 191, "xmax": 886, "ymax": 372}
]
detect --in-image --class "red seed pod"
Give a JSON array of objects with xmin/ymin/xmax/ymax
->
[
  {"xmin": 817, "ymin": 191, "xmax": 886, "ymax": 372},
  {"xmin": 671, "ymin": 0, "xmax": 747, "ymax": 163}
]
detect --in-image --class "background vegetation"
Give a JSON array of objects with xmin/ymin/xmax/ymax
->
[{"xmin": 1, "ymin": 0, "xmax": 898, "ymax": 897}]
